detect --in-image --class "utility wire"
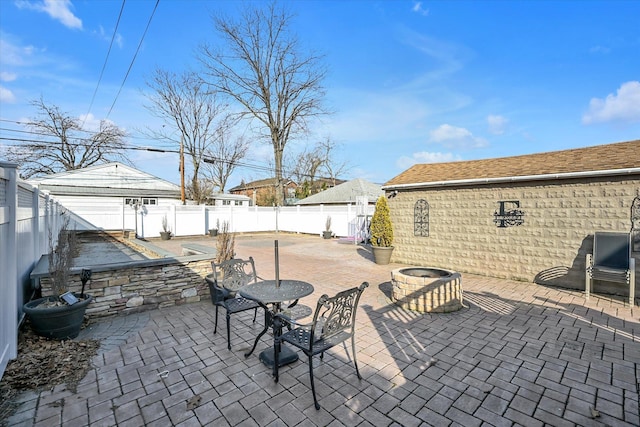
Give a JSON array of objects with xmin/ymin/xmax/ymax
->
[
  {"xmin": 106, "ymin": 0, "xmax": 160, "ymax": 119},
  {"xmin": 1, "ymin": 133, "xmax": 322, "ymax": 180},
  {"xmin": 82, "ymin": 0, "xmax": 127, "ymax": 128}
]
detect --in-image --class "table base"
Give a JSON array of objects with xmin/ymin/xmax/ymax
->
[{"xmin": 258, "ymin": 345, "xmax": 298, "ymax": 368}]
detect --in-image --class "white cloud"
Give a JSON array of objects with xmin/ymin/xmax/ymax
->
[
  {"xmin": 0, "ymin": 37, "xmax": 37, "ymax": 67},
  {"xmin": 0, "ymin": 71, "xmax": 17, "ymax": 82},
  {"xmin": 412, "ymin": 1, "xmax": 429, "ymax": 16},
  {"xmin": 582, "ymin": 81, "xmax": 640, "ymax": 124},
  {"xmin": 428, "ymin": 124, "xmax": 487, "ymax": 148},
  {"xmin": 16, "ymin": 0, "xmax": 82, "ymax": 30},
  {"xmin": 397, "ymin": 151, "xmax": 460, "ymax": 170},
  {"xmin": 96, "ymin": 25, "xmax": 123, "ymax": 48},
  {"xmin": 487, "ymin": 115, "xmax": 508, "ymax": 135},
  {"xmin": 78, "ymin": 113, "xmax": 120, "ymax": 132},
  {"xmin": 0, "ymin": 86, "xmax": 16, "ymax": 103}
]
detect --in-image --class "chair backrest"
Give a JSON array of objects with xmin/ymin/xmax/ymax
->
[
  {"xmin": 310, "ymin": 282, "xmax": 368, "ymax": 343},
  {"xmin": 593, "ymin": 232, "xmax": 631, "ymax": 270},
  {"xmin": 211, "ymin": 257, "xmax": 258, "ymax": 293}
]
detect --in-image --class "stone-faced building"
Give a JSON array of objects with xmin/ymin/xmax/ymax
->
[{"xmin": 383, "ymin": 140, "xmax": 640, "ymax": 299}]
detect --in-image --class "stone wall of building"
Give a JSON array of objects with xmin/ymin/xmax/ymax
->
[
  {"xmin": 388, "ymin": 175, "xmax": 639, "ymax": 296},
  {"xmin": 39, "ymin": 256, "xmax": 214, "ymax": 319}
]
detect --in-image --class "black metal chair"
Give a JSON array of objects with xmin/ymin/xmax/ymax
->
[
  {"xmin": 273, "ymin": 282, "xmax": 369, "ymax": 410},
  {"xmin": 209, "ymin": 257, "xmax": 263, "ymax": 350},
  {"xmin": 586, "ymin": 232, "xmax": 636, "ymax": 305}
]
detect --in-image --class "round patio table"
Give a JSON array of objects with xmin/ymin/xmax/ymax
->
[{"xmin": 240, "ymin": 280, "xmax": 314, "ymax": 368}]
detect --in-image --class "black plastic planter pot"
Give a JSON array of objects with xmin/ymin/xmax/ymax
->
[{"xmin": 23, "ymin": 293, "xmax": 92, "ymax": 340}]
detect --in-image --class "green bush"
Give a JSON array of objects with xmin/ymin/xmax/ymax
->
[{"xmin": 370, "ymin": 196, "xmax": 393, "ymax": 247}]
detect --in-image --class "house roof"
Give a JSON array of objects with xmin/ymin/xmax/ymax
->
[
  {"xmin": 29, "ymin": 162, "xmax": 181, "ymax": 197},
  {"xmin": 384, "ymin": 140, "xmax": 640, "ymax": 189},
  {"xmin": 228, "ymin": 177, "xmax": 296, "ymax": 192},
  {"xmin": 296, "ymin": 178, "xmax": 383, "ymax": 205}
]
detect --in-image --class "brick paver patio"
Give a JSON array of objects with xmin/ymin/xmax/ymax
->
[{"xmin": 4, "ymin": 233, "xmax": 639, "ymax": 426}]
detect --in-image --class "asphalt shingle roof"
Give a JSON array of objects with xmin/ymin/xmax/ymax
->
[
  {"xmin": 296, "ymin": 178, "xmax": 383, "ymax": 205},
  {"xmin": 384, "ymin": 140, "xmax": 640, "ymax": 188}
]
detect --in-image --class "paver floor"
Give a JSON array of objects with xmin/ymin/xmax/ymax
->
[{"xmin": 5, "ymin": 233, "xmax": 639, "ymax": 426}]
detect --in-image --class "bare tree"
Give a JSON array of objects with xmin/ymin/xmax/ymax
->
[
  {"xmin": 145, "ymin": 68, "xmax": 238, "ymax": 204},
  {"xmin": 290, "ymin": 137, "xmax": 349, "ymax": 198},
  {"xmin": 199, "ymin": 2, "xmax": 327, "ymax": 206},
  {"xmin": 290, "ymin": 144, "xmax": 323, "ymax": 198},
  {"xmin": 4, "ymin": 98, "xmax": 128, "ymax": 178},
  {"xmin": 203, "ymin": 131, "xmax": 250, "ymax": 193},
  {"xmin": 318, "ymin": 137, "xmax": 350, "ymax": 186}
]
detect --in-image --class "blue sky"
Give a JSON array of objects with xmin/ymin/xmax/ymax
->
[{"xmin": 1, "ymin": 0, "xmax": 639, "ymax": 188}]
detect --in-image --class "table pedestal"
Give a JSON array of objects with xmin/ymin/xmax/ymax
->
[{"xmin": 258, "ymin": 345, "xmax": 298, "ymax": 367}]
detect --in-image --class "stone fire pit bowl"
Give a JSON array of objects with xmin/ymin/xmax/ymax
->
[{"xmin": 391, "ymin": 267, "xmax": 463, "ymax": 313}]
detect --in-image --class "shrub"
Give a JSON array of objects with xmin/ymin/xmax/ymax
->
[
  {"xmin": 370, "ymin": 196, "xmax": 393, "ymax": 247},
  {"xmin": 215, "ymin": 220, "xmax": 235, "ymax": 262}
]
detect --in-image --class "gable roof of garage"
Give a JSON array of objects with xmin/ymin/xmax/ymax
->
[{"xmin": 384, "ymin": 140, "xmax": 640, "ymax": 190}]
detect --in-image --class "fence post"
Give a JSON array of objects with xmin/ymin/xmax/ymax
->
[
  {"xmin": 32, "ymin": 187, "xmax": 40, "ymax": 260},
  {"xmin": 0, "ymin": 162, "xmax": 18, "ymax": 379}
]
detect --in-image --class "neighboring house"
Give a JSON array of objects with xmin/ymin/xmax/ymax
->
[
  {"xmin": 296, "ymin": 178, "xmax": 382, "ymax": 206},
  {"xmin": 229, "ymin": 178, "xmax": 298, "ymax": 206},
  {"xmin": 295, "ymin": 177, "xmax": 347, "ymax": 199},
  {"xmin": 29, "ymin": 162, "xmax": 182, "ymax": 208},
  {"xmin": 383, "ymin": 140, "xmax": 640, "ymax": 297},
  {"xmin": 205, "ymin": 193, "xmax": 251, "ymax": 207},
  {"xmin": 29, "ymin": 162, "xmax": 183, "ymax": 231}
]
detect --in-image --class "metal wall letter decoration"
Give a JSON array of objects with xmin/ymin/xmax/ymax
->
[
  {"xmin": 414, "ymin": 199, "xmax": 430, "ymax": 237},
  {"xmin": 494, "ymin": 201, "xmax": 524, "ymax": 227}
]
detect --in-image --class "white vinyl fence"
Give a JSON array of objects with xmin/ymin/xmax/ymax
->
[
  {"xmin": 1, "ymin": 162, "xmax": 68, "ymax": 380},
  {"xmin": 70, "ymin": 203, "xmax": 374, "ymax": 241}
]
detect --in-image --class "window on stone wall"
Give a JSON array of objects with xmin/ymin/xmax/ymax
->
[{"xmin": 414, "ymin": 199, "xmax": 429, "ymax": 237}]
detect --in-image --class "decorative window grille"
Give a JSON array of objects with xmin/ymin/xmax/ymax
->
[
  {"xmin": 414, "ymin": 199, "xmax": 429, "ymax": 237},
  {"xmin": 631, "ymin": 192, "xmax": 640, "ymax": 252}
]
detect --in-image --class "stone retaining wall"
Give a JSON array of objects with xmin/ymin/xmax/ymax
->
[{"xmin": 39, "ymin": 256, "xmax": 214, "ymax": 319}]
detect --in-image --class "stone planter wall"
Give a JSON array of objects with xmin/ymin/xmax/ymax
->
[{"xmin": 38, "ymin": 255, "xmax": 214, "ymax": 319}]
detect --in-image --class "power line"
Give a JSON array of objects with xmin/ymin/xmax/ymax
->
[
  {"xmin": 82, "ymin": 0, "xmax": 127, "ymax": 128},
  {"xmin": 106, "ymin": 0, "xmax": 160, "ymax": 119},
  {"xmin": 1, "ymin": 133, "xmax": 320, "ymax": 180}
]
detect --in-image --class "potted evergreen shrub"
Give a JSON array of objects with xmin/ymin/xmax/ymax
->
[
  {"xmin": 370, "ymin": 195, "xmax": 394, "ymax": 265},
  {"xmin": 23, "ymin": 217, "xmax": 93, "ymax": 340},
  {"xmin": 322, "ymin": 215, "xmax": 332, "ymax": 239},
  {"xmin": 160, "ymin": 214, "xmax": 172, "ymax": 240}
]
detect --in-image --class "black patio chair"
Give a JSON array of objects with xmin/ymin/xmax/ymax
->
[
  {"xmin": 586, "ymin": 232, "xmax": 636, "ymax": 305},
  {"xmin": 209, "ymin": 257, "xmax": 264, "ymax": 350},
  {"xmin": 273, "ymin": 282, "xmax": 369, "ymax": 410}
]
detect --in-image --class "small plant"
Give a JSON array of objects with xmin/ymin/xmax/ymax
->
[
  {"xmin": 48, "ymin": 215, "xmax": 77, "ymax": 297},
  {"xmin": 215, "ymin": 220, "xmax": 235, "ymax": 263},
  {"xmin": 370, "ymin": 196, "xmax": 394, "ymax": 247},
  {"xmin": 325, "ymin": 215, "xmax": 332, "ymax": 232}
]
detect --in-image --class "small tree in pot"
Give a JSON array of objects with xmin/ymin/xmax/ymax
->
[
  {"xmin": 370, "ymin": 195, "xmax": 394, "ymax": 264},
  {"xmin": 160, "ymin": 214, "xmax": 172, "ymax": 240},
  {"xmin": 23, "ymin": 216, "xmax": 93, "ymax": 339},
  {"xmin": 323, "ymin": 215, "xmax": 332, "ymax": 239}
]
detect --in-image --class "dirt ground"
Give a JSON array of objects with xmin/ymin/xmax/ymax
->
[{"xmin": 0, "ymin": 322, "xmax": 100, "ymax": 425}]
